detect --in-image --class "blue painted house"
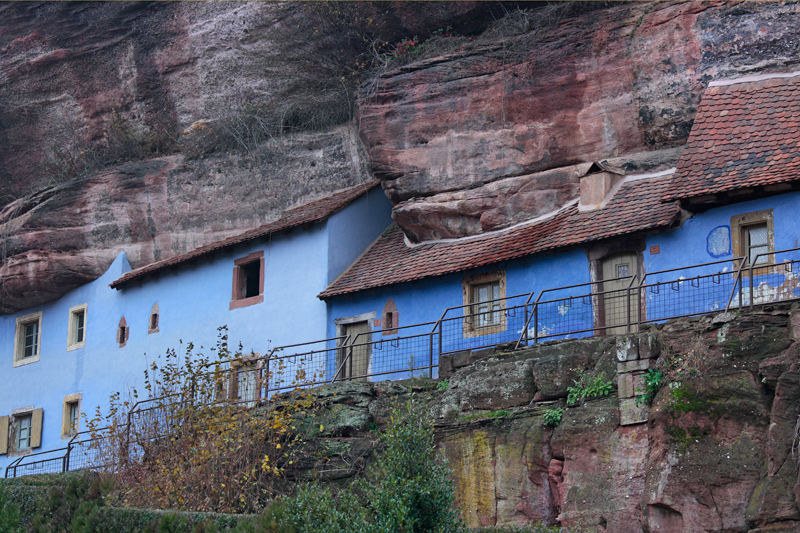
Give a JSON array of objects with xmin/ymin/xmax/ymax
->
[
  {"xmin": 0, "ymin": 181, "xmax": 392, "ymax": 470},
  {"xmin": 5, "ymin": 70, "xmax": 800, "ymax": 472},
  {"xmin": 318, "ymin": 71, "xmax": 800, "ymax": 380}
]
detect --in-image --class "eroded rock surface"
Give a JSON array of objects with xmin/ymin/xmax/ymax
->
[
  {"xmin": 360, "ymin": 1, "xmax": 800, "ymax": 240},
  {"xmin": 4, "ymin": 2, "xmax": 800, "ymax": 304},
  {"xmin": 0, "ymin": 126, "xmax": 369, "ymax": 314},
  {"xmin": 291, "ymin": 306, "xmax": 800, "ymax": 532}
]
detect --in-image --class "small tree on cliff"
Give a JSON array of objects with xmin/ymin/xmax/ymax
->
[
  {"xmin": 267, "ymin": 401, "xmax": 466, "ymax": 533},
  {"xmin": 357, "ymin": 401, "xmax": 466, "ymax": 533}
]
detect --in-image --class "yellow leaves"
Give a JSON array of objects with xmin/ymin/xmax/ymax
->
[{"xmin": 91, "ymin": 326, "xmax": 329, "ymax": 514}]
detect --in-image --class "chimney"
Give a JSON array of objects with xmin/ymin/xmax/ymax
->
[{"xmin": 579, "ymin": 161, "xmax": 625, "ymax": 212}]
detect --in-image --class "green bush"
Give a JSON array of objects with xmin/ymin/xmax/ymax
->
[
  {"xmin": 543, "ymin": 408, "xmax": 565, "ymax": 428},
  {"xmin": 244, "ymin": 401, "xmax": 466, "ymax": 533},
  {"xmin": 361, "ymin": 401, "xmax": 466, "ymax": 533},
  {"xmin": 26, "ymin": 473, "xmax": 107, "ymax": 533},
  {"xmin": 635, "ymin": 368, "xmax": 664, "ymax": 406},
  {"xmin": 1, "ymin": 473, "xmax": 250, "ymax": 533},
  {"xmin": 566, "ymin": 372, "xmax": 614, "ymax": 406},
  {"xmin": 0, "ymin": 484, "xmax": 23, "ymax": 533},
  {"xmin": 282, "ymin": 486, "xmax": 364, "ymax": 533}
]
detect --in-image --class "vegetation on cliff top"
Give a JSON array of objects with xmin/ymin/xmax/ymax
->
[{"xmin": 0, "ymin": 403, "xmax": 574, "ymax": 532}]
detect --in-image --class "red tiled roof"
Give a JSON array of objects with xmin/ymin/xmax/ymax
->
[
  {"xmin": 319, "ymin": 175, "xmax": 680, "ymax": 299},
  {"xmin": 664, "ymin": 74, "xmax": 800, "ymax": 202},
  {"xmin": 111, "ymin": 181, "xmax": 380, "ymax": 289}
]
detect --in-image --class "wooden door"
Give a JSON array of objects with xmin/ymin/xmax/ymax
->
[
  {"xmin": 341, "ymin": 321, "xmax": 371, "ymax": 380},
  {"xmin": 601, "ymin": 253, "xmax": 639, "ymax": 334}
]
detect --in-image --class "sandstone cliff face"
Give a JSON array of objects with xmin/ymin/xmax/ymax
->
[
  {"xmin": 0, "ymin": 1, "xmax": 511, "ymax": 197},
  {"xmin": 359, "ymin": 1, "xmax": 800, "ymax": 240},
  {"xmin": 0, "ymin": 1, "xmax": 510, "ymax": 312},
  {"xmin": 302, "ymin": 307, "xmax": 800, "ymax": 533},
  {"xmin": 3, "ymin": 1, "xmax": 800, "ymax": 308},
  {"xmin": 0, "ymin": 126, "xmax": 369, "ymax": 314}
]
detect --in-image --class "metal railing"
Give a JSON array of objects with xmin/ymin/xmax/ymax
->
[
  {"xmin": 8, "ymin": 246, "xmax": 800, "ymax": 477},
  {"xmin": 4, "ymin": 429, "xmax": 107, "ymax": 478},
  {"xmin": 340, "ymin": 321, "xmax": 439, "ymax": 381}
]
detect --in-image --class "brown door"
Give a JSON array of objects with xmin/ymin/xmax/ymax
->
[
  {"xmin": 601, "ymin": 253, "xmax": 639, "ymax": 334},
  {"xmin": 340, "ymin": 321, "xmax": 371, "ymax": 380}
]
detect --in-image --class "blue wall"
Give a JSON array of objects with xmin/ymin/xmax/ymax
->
[
  {"xmin": 322, "ymin": 190, "xmax": 800, "ymax": 385},
  {"xmin": 0, "ymin": 193, "xmax": 392, "ymax": 470},
  {"xmin": 0, "ymin": 254, "xmax": 134, "ymax": 471},
  {"xmin": 325, "ymin": 247, "xmax": 592, "ymax": 380},
  {"xmin": 326, "ymin": 188, "xmax": 393, "ymax": 284},
  {"xmin": 645, "ymin": 192, "xmax": 800, "ymax": 316}
]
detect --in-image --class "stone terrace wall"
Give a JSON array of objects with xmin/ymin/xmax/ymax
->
[{"xmin": 300, "ymin": 304, "xmax": 800, "ymax": 533}]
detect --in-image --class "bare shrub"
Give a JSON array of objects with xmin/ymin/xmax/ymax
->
[
  {"xmin": 40, "ymin": 109, "xmax": 177, "ymax": 188},
  {"xmin": 658, "ymin": 333, "xmax": 712, "ymax": 381},
  {"xmin": 85, "ymin": 327, "xmax": 321, "ymax": 514}
]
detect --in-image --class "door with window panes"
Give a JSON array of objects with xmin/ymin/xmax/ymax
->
[
  {"xmin": 235, "ymin": 361, "xmax": 260, "ymax": 407},
  {"xmin": 601, "ymin": 253, "xmax": 639, "ymax": 334}
]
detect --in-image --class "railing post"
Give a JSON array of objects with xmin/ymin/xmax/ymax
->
[
  {"xmin": 637, "ymin": 279, "xmax": 643, "ymax": 331},
  {"xmin": 626, "ymin": 285, "xmax": 632, "ymax": 333},
  {"xmin": 428, "ymin": 331, "xmax": 434, "ymax": 379},
  {"xmin": 738, "ymin": 265, "xmax": 743, "ymax": 309},
  {"xmin": 533, "ymin": 304, "xmax": 539, "ymax": 344},
  {"xmin": 523, "ymin": 303, "xmax": 529, "ymax": 347},
  {"xmin": 437, "ymin": 321, "xmax": 443, "ymax": 360},
  {"xmin": 64, "ymin": 441, "xmax": 72, "ymax": 473}
]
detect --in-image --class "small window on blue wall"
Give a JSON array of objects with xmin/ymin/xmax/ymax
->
[
  {"xmin": 241, "ymin": 262, "xmax": 261, "ymax": 299},
  {"xmin": 231, "ymin": 251, "xmax": 265, "ymax": 310},
  {"xmin": 67, "ymin": 303, "xmax": 87, "ymax": 351}
]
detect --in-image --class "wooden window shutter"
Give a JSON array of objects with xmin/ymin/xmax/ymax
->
[
  {"xmin": 31, "ymin": 408, "xmax": 43, "ymax": 448},
  {"xmin": 0, "ymin": 415, "xmax": 8, "ymax": 455}
]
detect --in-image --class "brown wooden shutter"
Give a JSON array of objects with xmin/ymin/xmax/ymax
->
[
  {"xmin": 31, "ymin": 408, "xmax": 43, "ymax": 448},
  {"xmin": 0, "ymin": 415, "xmax": 8, "ymax": 455}
]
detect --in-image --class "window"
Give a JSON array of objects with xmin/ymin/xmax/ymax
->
[
  {"xmin": 117, "ymin": 317, "xmax": 129, "ymax": 347},
  {"xmin": 13, "ymin": 311, "xmax": 42, "ymax": 367},
  {"xmin": 462, "ymin": 271, "xmax": 507, "ymax": 337},
  {"xmin": 17, "ymin": 415, "xmax": 32, "ymax": 450},
  {"xmin": 731, "ymin": 210, "xmax": 774, "ymax": 269},
  {"xmin": 0, "ymin": 407, "xmax": 43, "ymax": 456},
  {"xmin": 216, "ymin": 355, "xmax": 262, "ymax": 406},
  {"xmin": 148, "ymin": 303, "xmax": 159, "ymax": 334},
  {"xmin": 61, "ymin": 393, "xmax": 82, "ymax": 438},
  {"xmin": 230, "ymin": 251, "xmax": 265, "ymax": 310},
  {"xmin": 67, "ymin": 303, "xmax": 87, "ymax": 351},
  {"xmin": 382, "ymin": 298, "xmax": 399, "ymax": 336}
]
